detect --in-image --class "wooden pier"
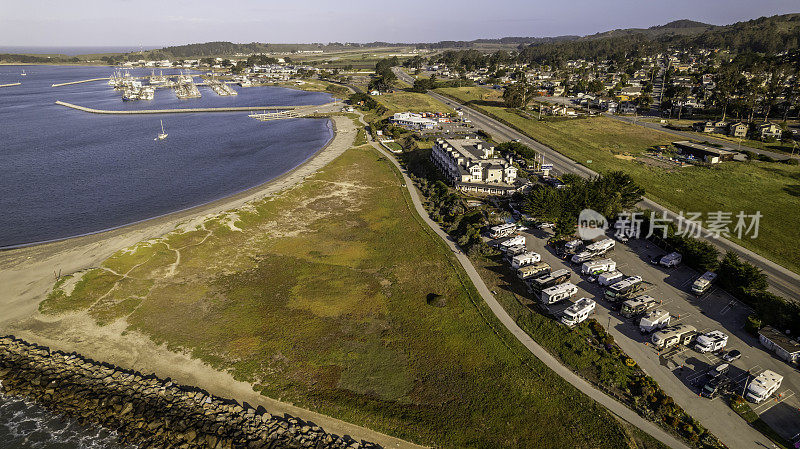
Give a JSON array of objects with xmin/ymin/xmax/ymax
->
[{"xmin": 0, "ymin": 82, "xmax": 22, "ymax": 88}]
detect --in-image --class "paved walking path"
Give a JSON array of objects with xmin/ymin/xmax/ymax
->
[{"xmin": 359, "ymin": 113, "xmax": 689, "ymax": 449}]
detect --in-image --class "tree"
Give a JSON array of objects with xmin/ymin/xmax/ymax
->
[{"xmin": 503, "ymin": 82, "xmax": 530, "ymax": 108}]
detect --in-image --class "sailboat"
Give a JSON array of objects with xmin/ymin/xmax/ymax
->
[
  {"xmin": 155, "ymin": 120, "xmax": 168, "ymax": 141},
  {"xmin": 20, "ymin": 69, "xmax": 27, "ymax": 76}
]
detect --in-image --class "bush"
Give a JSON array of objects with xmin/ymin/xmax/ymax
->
[
  {"xmin": 783, "ymin": 158, "xmax": 799, "ymax": 165},
  {"xmin": 745, "ymin": 314, "xmax": 763, "ymax": 335},
  {"xmin": 742, "ymin": 150, "xmax": 756, "ymax": 160},
  {"xmin": 758, "ymin": 154, "xmax": 776, "ymax": 163}
]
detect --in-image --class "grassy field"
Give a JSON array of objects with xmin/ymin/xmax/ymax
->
[
  {"xmin": 374, "ymin": 91, "xmax": 453, "ymax": 114},
  {"xmin": 436, "ymin": 87, "xmax": 800, "ymax": 275},
  {"xmin": 41, "ymin": 141, "xmax": 659, "ymax": 448}
]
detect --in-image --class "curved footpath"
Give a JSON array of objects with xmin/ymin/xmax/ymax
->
[
  {"xmin": 360, "ymin": 116, "xmax": 689, "ymax": 449},
  {"xmin": 0, "ymin": 113, "xmax": 424, "ymax": 449},
  {"xmin": 421, "ymin": 87, "xmax": 800, "ymax": 300}
]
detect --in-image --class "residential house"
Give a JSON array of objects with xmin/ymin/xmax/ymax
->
[
  {"xmin": 728, "ymin": 122, "xmax": 748, "ymax": 138},
  {"xmin": 759, "ymin": 326, "xmax": 800, "ymax": 365},
  {"xmin": 759, "ymin": 122, "xmax": 782, "ymax": 140}
]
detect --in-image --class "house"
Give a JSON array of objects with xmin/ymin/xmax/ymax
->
[
  {"xmin": 759, "ymin": 122, "xmax": 782, "ymax": 140},
  {"xmin": 728, "ymin": 122, "xmax": 748, "ymax": 138},
  {"xmin": 430, "ymin": 138, "xmax": 523, "ymax": 196},
  {"xmin": 619, "ymin": 102, "xmax": 637, "ymax": 115},
  {"xmin": 673, "ymin": 141, "xmax": 736, "ymax": 164},
  {"xmin": 694, "ymin": 121, "xmax": 728, "ymax": 134},
  {"xmin": 759, "ymin": 326, "xmax": 800, "ymax": 365}
]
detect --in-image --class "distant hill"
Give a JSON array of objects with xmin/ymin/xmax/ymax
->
[{"xmin": 585, "ymin": 19, "xmax": 717, "ymax": 40}]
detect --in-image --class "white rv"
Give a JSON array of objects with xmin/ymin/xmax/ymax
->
[
  {"xmin": 517, "ymin": 262, "xmax": 551, "ymax": 280},
  {"xmin": 528, "ymin": 268, "xmax": 571, "ymax": 292},
  {"xmin": 581, "ymin": 258, "xmax": 616, "ymax": 275},
  {"xmin": 695, "ymin": 330, "xmax": 728, "ymax": 353},
  {"xmin": 691, "ymin": 272, "xmax": 717, "ymax": 295},
  {"xmin": 586, "ymin": 238, "xmax": 615, "ymax": 252},
  {"xmin": 511, "ymin": 252, "xmax": 541, "ymax": 269},
  {"xmin": 620, "ymin": 295, "xmax": 658, "ymax": 318},
  {"xmin": 651, "ymin": 324, "xmax": 697, "ymax": 349},
  {"xmin": 746, "ymin": 370, "xmax": 783, "ymax": 403},
  {"xmin": 504, "ymin": 244, "xmax": 527, "ymax": 257},
  {"xmin": 604, "ymin": 276, "xmax": 644, "ymax": 301},
  {"xmin": 489, "ymin": 223, "xmax": 516, "ymax": 239},
  {"xmin": 561, "ymin": 298, "xmax": 596, "ymax": 326},
  {"xmin": 639, "ymin": 309, "xmax": 670, "ymax": 333},
  {"xmin": 498, "ymin": 235, "xmax": 526, "ymax": 250},
  {"xmin": 659, "ymin": 252, "xmax": 683, "ymax": 267},
  {"xmin": 540, "ymin": 282, "xmax": 578, "ymax": 305},
  {"xmin": 597, "ymin": 271, "xmax": 624, "ymax": 287},
  {"xmin": 564, "ymin": 239, "xmax": 583, "ymax": 253}
]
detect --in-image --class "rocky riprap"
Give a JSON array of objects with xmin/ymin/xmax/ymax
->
[{"xmin": 0, "ymin": 335, "xmax": 382, "ymax": 449}]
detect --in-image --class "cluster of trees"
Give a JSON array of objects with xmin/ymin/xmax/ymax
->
[
  {"xmin": 522, "ymin": 172, "xmax": 645, "ymax": 240},
  {"xmin": 369, "ymin": 57, "xmax": 398, "ymax": 91},
  {"xmin": 348, "ymin": 93, "xmax": 385, "ymax": 114},
  {"xmin": 494, "ymin": 141, "xmax": 537, "ymax": 161},
  {"xmin": 0, "ymin": 54, "xmax": 79, "ymax": 64}
]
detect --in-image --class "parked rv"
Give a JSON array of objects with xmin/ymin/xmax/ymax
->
[
  {"xmin": 489, "ymin": 223, "xmax": 516, "ymax": 239},
  {"xmin": 659, "ymin": 252, "xmax": 683, "ymax": 268},
  {"xmin": 604, "ymin": 276, "xmax": 644, "ymax": 301},
  {"xmin": 570, "ymin": 239, "xmax": 614, "ymax": 263},
  {"xmin": 528, "ymin": 269, "xmax": 571, "ymax": 292},
  {"xmin": 746, "ymin": 370, "xmax": 783, "ymax": 403},
  {"xmin": 503, "ymin": 244, "xmax": 527, "ymax": 258},
  {"xmin": 596, "ymin": 271, "xmax": 624, "ymax": 287},
  {"xmin": 541, "ymin": 282, "xmax": 578, "ymax": 305},
  {"xmin": 511, "ymin": 251, "xmax": 541, "ymax": 269},
  {"xmin": 563, "ymin": 239, "xmax": 583, "ymax": 254},
  {"xmin": 561, "ymin": 298, "xmax": 596, "ymax": 326},
  {"xmin": 517, "ymin": 262, "xmax": 551, "ymax": 281},
  {"xmin": 581, "ymin": 258, "xmax": 616, "ymax": 276},
  {"xmin": 691, "ymin": 271, "xmax": 717, "ymax": 296},
  {"xmin": 651, "ymin": 324, "xmax": 697, "ymax": 349},
  {"xmin": 620, "ymin": 295, "xmax": 658, "ymax": 318},
  {"xmin": 497, "ymin": 235, "xmax": 525, "ymax": 250},
  {"xmin": 639, "ymin": 309, "xmax": 670, "ymax": 333},
  {"xmin": 586, "ymin": 238, "xmax": 615, "ymax": 253},
  {"xmin": 695, "ymin": 330, "xmax": 729, "ymax": 353}
]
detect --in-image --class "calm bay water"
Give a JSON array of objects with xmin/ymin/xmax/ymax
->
[{"xmin": 0, "ymin": 65, "xmax": 334, "ymax": 247}]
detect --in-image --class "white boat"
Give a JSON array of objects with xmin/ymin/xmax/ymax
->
[
  {"xmin": 20, "ymin": 69, "xmax": 27, "ymax": 76},
  {"xmin": 139, "ymin": 86, "xmax": 155, "ymax": 100},
  {"xmin": 155, "ymin": 120, "xmax": 168, "ymax": 141}
]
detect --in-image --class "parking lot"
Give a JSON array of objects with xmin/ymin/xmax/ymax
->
[{"xmin": 509, "ymin": 227, "xmax": 800, "ymax": 444}]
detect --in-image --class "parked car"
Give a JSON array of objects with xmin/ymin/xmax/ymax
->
[
  {"xmin": 537, "ymin": 222, "xmax": 555, "ymax": 230},
  {"xmin": 650, "ymin": 253, "xmax": 666, "ymax": 265},
  {"xmin": 723, "ymin": 349, "xmax": 742, "ymax": 362},
  {"xmin": 700, "ymin": 375, "xmax": 732, "ymax": 399}
]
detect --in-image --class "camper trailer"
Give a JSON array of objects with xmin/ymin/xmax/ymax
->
[
  {"xmin": 597, "ymin": 271, "xmax": 624, "ymax": 286},
  {"xmin": 498, "ymin": 235, "xmax": 526, "ymax": 250},
  {"xmin": 639, "ymin": 309, "xmax": 670, "ymax": 333},
  {"xmin": 528, "ymin": 269, "xmax": 571, "ymax": 292},
  {"xmin": 489, "ymin": 223, "xmax": 516, "ymax": 239},
  {"xmin": 746, "ymin": 370, "xmax": 783, "ymax": 403},
  {"xmin": 541, "ymin": 282, "xmax": 578, "ymax": 305},
  {"xmin": 511, "ymin": 252, "xmax": 541, "ymax": 269},
  {"xmin": 581, "ymin": 258, "xmax": 616, "ymax": 276},
  {"xmin": 571, "ymin": 239, "xmax": 614, "ymax": 263},
  {"xmin": 517, "ymin": 262, "xmax": 551, "ymax": 281},
  {"xmin": 503, "ymin": 244, "xmax": 527, "ymax": 258},
  {"xmin": 659, "ymin": 252, "xmax": 683, "ymax": 268},
  {"xmin": 651, "ymin": 324, "xmax": 697, "ymax": 349},
  {"xmin": 691, "ymin": 272, "xmax": 717, "ymax": 296},
  {"xmin": 561, "ymin": 298, "xmax": 596, "ymax": 326},
  {"xmin": 604, "ymin": 276, "xmax": 644, "ymax": 302},
  {"xmin": 563, "ymin": 239, "xmax": 583, "ymax": 254},
  {"xmin": 586, "ymin": 238, "xmax": 615, "ymax": 253},
  {"xmin": 620, "ymin": 295, "xmax": 658, "ymax": 318},
  {"xmin": 695, "ymin": 330, "xmax": 729, "ymax": 353}
]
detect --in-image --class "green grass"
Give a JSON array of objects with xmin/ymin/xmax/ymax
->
[
  {"xmin": 42, "ymin": 142, "xmax": 661, "ymax": 449},
  {"xmin": 374, "ymin": 91, "xmax": 452, "ymax": 114},
  {"xmin": 437, "ymin": 87, "xmax": 800, "ymax": 274},
  {"xmin": 643, "ymin": 118, "xmax": 799, "ymax": 154}
]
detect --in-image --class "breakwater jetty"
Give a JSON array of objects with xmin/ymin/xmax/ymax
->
[
  {"xmin": 55, "ymin": 100, "xmax": 303, "ymax": 115},
  {"xmin": 0, "ymin": 82, "xmax": 22, "ymax": 88},
  {"xmin": 51, "ymin": 77, "xmax": 111, "ymax": 87},
  {"xmin": 0, "ymin": 335, "xmax": 382, "ymax": 449}
]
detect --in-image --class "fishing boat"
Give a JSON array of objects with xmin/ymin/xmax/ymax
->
[
  {"xmin": 139, "ymin": 86, "xmax": 155, "ymax": 100},
  {"xmin": 155, "ymin": 120, "xmax": 168, "ymax": 141}
]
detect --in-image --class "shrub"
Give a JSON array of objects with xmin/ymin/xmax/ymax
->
[
  {"xmin": 758, "ymin": 154, "xmax": 776, "ymax": 162},
  {"xmin": 745, "ymin": 314, "xmax": 763, "ymax": 335},
  {"xmin": 783, "ymin": 158, "xmax": 799, "ymax": 166}
]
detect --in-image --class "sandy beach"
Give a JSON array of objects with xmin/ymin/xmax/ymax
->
[{"xmin": 0, "ymin": 113, "xmax": 422, "ymax": 448}]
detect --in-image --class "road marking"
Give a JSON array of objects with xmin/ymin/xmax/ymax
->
[
  {"xmin": 752, "ymin": 389, "xmax": 795, "ymax": 414},
  {"xmin": 720, "ymin": 299, "xmax": 738, "ymax": 316}
]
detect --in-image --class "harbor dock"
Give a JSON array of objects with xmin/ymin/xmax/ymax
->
[
  {"xmin": 51, "ymin": 78, "xmax": 111, "ymax": 87},
  {"xmin": 0, "ymin": 82, "xmax": 22, "ymax": 88}
]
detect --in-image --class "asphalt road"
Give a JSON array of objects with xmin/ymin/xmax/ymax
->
[
  {"xmin": 392, "ymin": 67, "xmax": 800, "ymax": 300},
  {"xmin": 362, "ymin": 118, "xmax": 691, "ymax": 449}
]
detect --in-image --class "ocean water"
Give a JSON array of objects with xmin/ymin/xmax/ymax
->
[
  {"xmin": 0, "ymin": 391, "xmax": 131, "ymax": 449},
  {"xmin": 0, "ymin": 65, "xmax": 334, "ymax": 247}
]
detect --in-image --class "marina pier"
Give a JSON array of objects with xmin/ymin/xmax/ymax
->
[{"xmin": 55, "ymin": 100, "xmax": 338, "ymax": 116}]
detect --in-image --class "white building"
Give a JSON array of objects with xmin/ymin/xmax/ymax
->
[
  {"xmin": 430, "ymin": 138, "xmax": 521, "ymax": 195},
  {"xmin": 391, "ymin": 112, "xmax": 437, "ymax": 130}
]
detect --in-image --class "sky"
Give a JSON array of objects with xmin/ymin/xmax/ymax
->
[{"xmin": 1, "ymin": 0, "xmax": 799, "ymax": 47}]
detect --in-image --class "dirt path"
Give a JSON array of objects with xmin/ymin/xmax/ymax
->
[{"xmin": 0, "ymin": 114, "xmax": 426, "ymax": 449}]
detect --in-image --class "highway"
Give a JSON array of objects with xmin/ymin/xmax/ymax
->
[{"xmin": 393, "ymin": 67, "xmax": 800, "ymax": 300}]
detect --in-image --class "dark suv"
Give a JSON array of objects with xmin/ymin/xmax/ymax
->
[{"xmin": 700, "ymin": 375, "xmax": 732, "ymax": 399}]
